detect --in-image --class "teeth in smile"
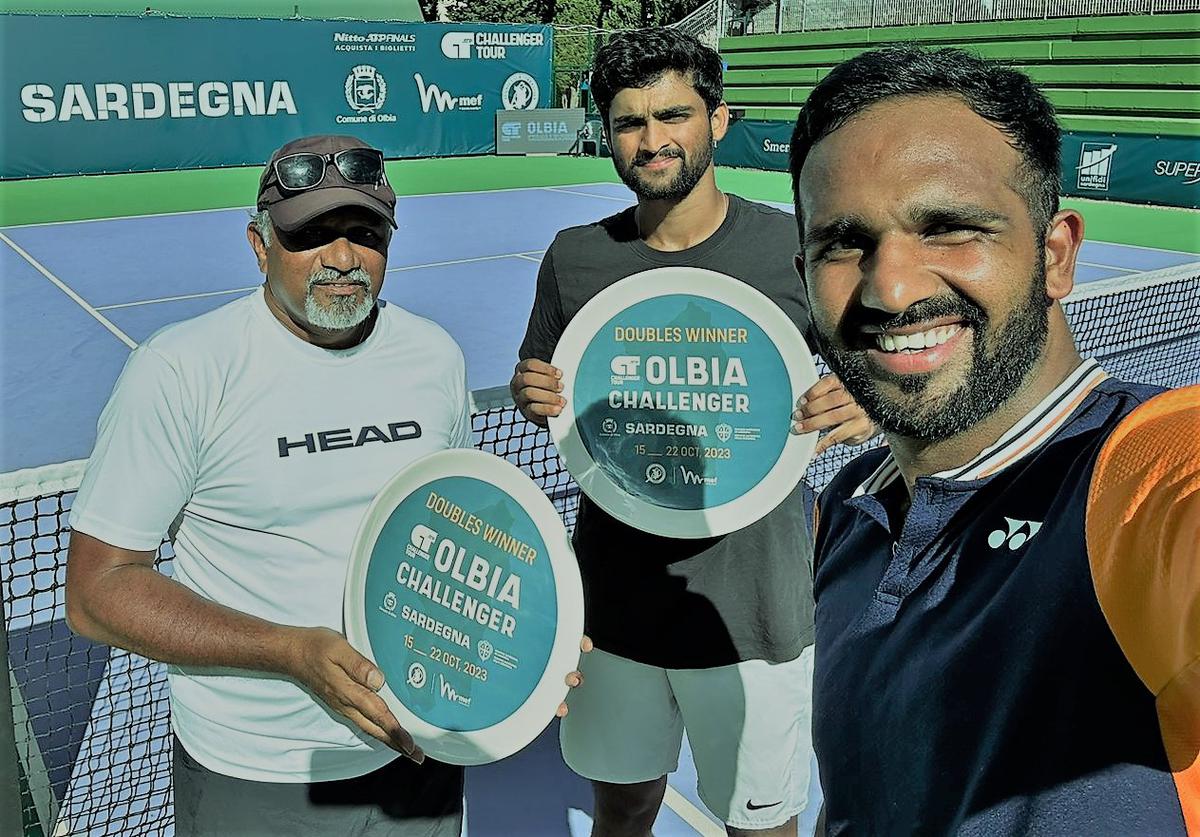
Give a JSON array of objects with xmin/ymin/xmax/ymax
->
[{"xmin": 876, "ymin": 324, "xmax": 962, "ymax": 353}]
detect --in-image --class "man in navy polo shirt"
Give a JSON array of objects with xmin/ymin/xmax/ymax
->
[{"xmin": 788, "ymin": 47, "xmax": 1199, "ymax": 834}]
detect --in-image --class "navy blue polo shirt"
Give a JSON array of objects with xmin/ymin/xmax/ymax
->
[{"xmin": 812, "ymin": 360, "xmax": 1197, "ymax": 834}]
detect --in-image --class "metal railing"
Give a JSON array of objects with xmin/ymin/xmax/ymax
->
[
  {"xmin": 728, "ymin": 0, "xmax": 1198, "ymax": 34},
  {"xmin": 672, "ymin": 0, "xmax": 724, "ymax": 48}
]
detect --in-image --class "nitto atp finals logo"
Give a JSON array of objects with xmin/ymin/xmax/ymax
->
[{"xmin": 1077, "ymin": 143, "xmax": 1117, "ymax": 191}]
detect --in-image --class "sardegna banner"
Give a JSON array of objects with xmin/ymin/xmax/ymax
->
[{"xmin": 0, "ymin": 15, "xmax": 552, "ymax": 178}]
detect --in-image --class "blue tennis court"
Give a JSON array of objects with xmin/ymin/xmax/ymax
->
[{"xmin": 2, "ymin": 181, "xmax": 1198, "ymax": 836}]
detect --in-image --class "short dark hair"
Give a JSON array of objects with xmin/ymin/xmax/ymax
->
[
  {"xmin": 790, "ymin": 46, "xmax": 1061, "ymax": 233},
  {"xmin": 590, "ymin": 28, "xmax": 724, "ymax": 123}
]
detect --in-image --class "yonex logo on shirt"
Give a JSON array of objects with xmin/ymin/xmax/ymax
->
[
  {"xmin": 277, "ymin": 421, "xmax": 422, "ymax": 457},
  {"xmin": 987, "ymin": 517, "xmax": 1043, "ymax": 551}
]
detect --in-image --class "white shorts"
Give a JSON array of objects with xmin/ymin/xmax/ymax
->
[{"xmin": 559, "ymin": 645, "xmax": 815, "ymax": 830}]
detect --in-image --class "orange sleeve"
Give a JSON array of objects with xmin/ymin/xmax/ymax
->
[{"xmin": 1087, "ymin": 385, "xmax": 1200, "ymax": 832}]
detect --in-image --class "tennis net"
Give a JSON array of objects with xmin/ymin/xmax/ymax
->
[{"xmin": 3, "ymin": 261, "xmax": 1198, "ymax": 836}]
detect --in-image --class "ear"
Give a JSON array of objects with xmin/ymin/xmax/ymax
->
[
  {"xmin": 247, "ymin": 222, "xmax": 269, "ymax": 275},
  {"xmin": 1042, "ymin": 209, "xmax": 1084, "ymax": 302},
  {"xmin": 711, "ymin": 100, "xmax": 730, "ymax": 143}
]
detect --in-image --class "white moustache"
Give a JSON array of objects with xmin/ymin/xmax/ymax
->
[{"xmin": 308, "ymin": 268, "xmax": 370, "ymax": 290}]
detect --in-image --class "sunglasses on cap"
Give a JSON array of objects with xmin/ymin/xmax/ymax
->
[{"xmin": 273, "ymin": 148, "xmax": 387, "ymax": 192}]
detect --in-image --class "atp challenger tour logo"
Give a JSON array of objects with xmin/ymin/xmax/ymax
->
[
  {"xmin": 21, "ymin": 80, "xmax": 297, "ymax": 122},
  {"xmin": 441, "ymin": 30, "xmax": 546, "ymax": 60}
]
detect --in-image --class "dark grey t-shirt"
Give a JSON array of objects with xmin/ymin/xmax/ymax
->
[{"xmin": 519, "ymin": 194, "xmax": 815, "ymax": 669}]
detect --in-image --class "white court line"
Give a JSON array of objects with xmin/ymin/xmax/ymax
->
[
  {"xmin": 662, "ymin": 786, "xmax": 724, "ymax": 837},
  {"xmin": 1, "ymin": 182, "xmax": 625, "ymax": 229},
  {"xmin": 95, "ymin": 286, "xmax": 258, "ymax": 311},
  {"xmin": 1077, "ymin": 261, "xmax": 1139, "ymax": 274},
  {"xmin": 0, "ymin": 230, "xmax": 136, "ymax": 349},
  {"xmin": 386, "ymin": 250, "xmax": 545, "ymax": 273},
  {"xmin": 6, "ymin": 186, "xmax": 1195, "ymax": 262},
  {"xmin": 89, "ymin": 251, "xmax": 546, "ymax": 312},
  {"xmin": 1, "ymin": 204, "xmax": 254, "ymax": 229},
  {"xmin": 544, "ymin": 185, "xmax": 634, "ymax": 203},
  {"xmin": 1100, "ymin": 241, "xmax": 1200, "ymax": 257}
]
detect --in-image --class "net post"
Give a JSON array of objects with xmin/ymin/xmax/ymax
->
[{"xmin": 1, "ymin": 626, "xmax": 24, "ymax": 837}]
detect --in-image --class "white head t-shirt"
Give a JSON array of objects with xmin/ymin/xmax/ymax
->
[{"xmin": 70, "ymin": 291, "xmax": 472, "ymax": 782}]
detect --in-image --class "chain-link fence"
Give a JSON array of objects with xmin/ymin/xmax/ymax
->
[{"xmin": 552, "ymin": 26, "xmax": 605, "ymax": 108}]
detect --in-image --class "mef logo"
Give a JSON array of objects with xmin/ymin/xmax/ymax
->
[
  {"xmin": 345, "ymin": 65, "xmax": 387, "ymax": 113},
  {"xmin": 1077, "ymin": 143, "xmax": 1117, "ymax": 191},
  {"xmin": 413, "ymin": 73, "xmax": 483, "ymax": 113}
]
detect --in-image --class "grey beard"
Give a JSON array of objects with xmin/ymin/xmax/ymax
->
[{"xmin": 305, "ymin": 267, "xmax": 375, "ymax": 331}]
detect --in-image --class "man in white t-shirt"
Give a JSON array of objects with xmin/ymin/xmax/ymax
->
[{"xmin": 65, "ymin": 135, "xmax": 480, "ymax": 836}]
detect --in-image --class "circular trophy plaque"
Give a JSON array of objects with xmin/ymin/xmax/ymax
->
[
  {"xmin": 344, "ymin": 448, "xmax": 584, "ymax": 765},
  {"xmin": 549, "ymin": 266, "xmax": 818, "ymax": 538}
]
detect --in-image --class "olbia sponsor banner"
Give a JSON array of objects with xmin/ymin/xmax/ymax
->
[
  {"xmin": 1, "ymin": 15, "xmax": 551, "ymax": 178},
  {"xmin": 550, "ymin": 267, "xmax": 819, "ymax": 539},
  {"xmin": 344, "ymin": 448, "xmax": 583, "ymax": 765},
  {"xmin": 496, "ymin": 108, "xmax": 586, "ymax": 155}
]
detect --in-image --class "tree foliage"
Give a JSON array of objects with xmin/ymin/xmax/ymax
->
[
  {"xmin": 441, "ymin": 0, "xmax": 713, "ymax": 104},
  {"xmin": 443, "ymin": 0, "xmax": 554, "ymax": 22}
]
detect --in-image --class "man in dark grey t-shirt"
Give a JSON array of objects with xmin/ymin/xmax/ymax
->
[{"xmin": 510, "ymin": 30, "xmax": 874, "ymax": 837}]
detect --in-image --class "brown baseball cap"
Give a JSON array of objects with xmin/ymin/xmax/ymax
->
[{"xmin": 256, "ymin": 134, "xmax": 397, "ymax": 232}]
